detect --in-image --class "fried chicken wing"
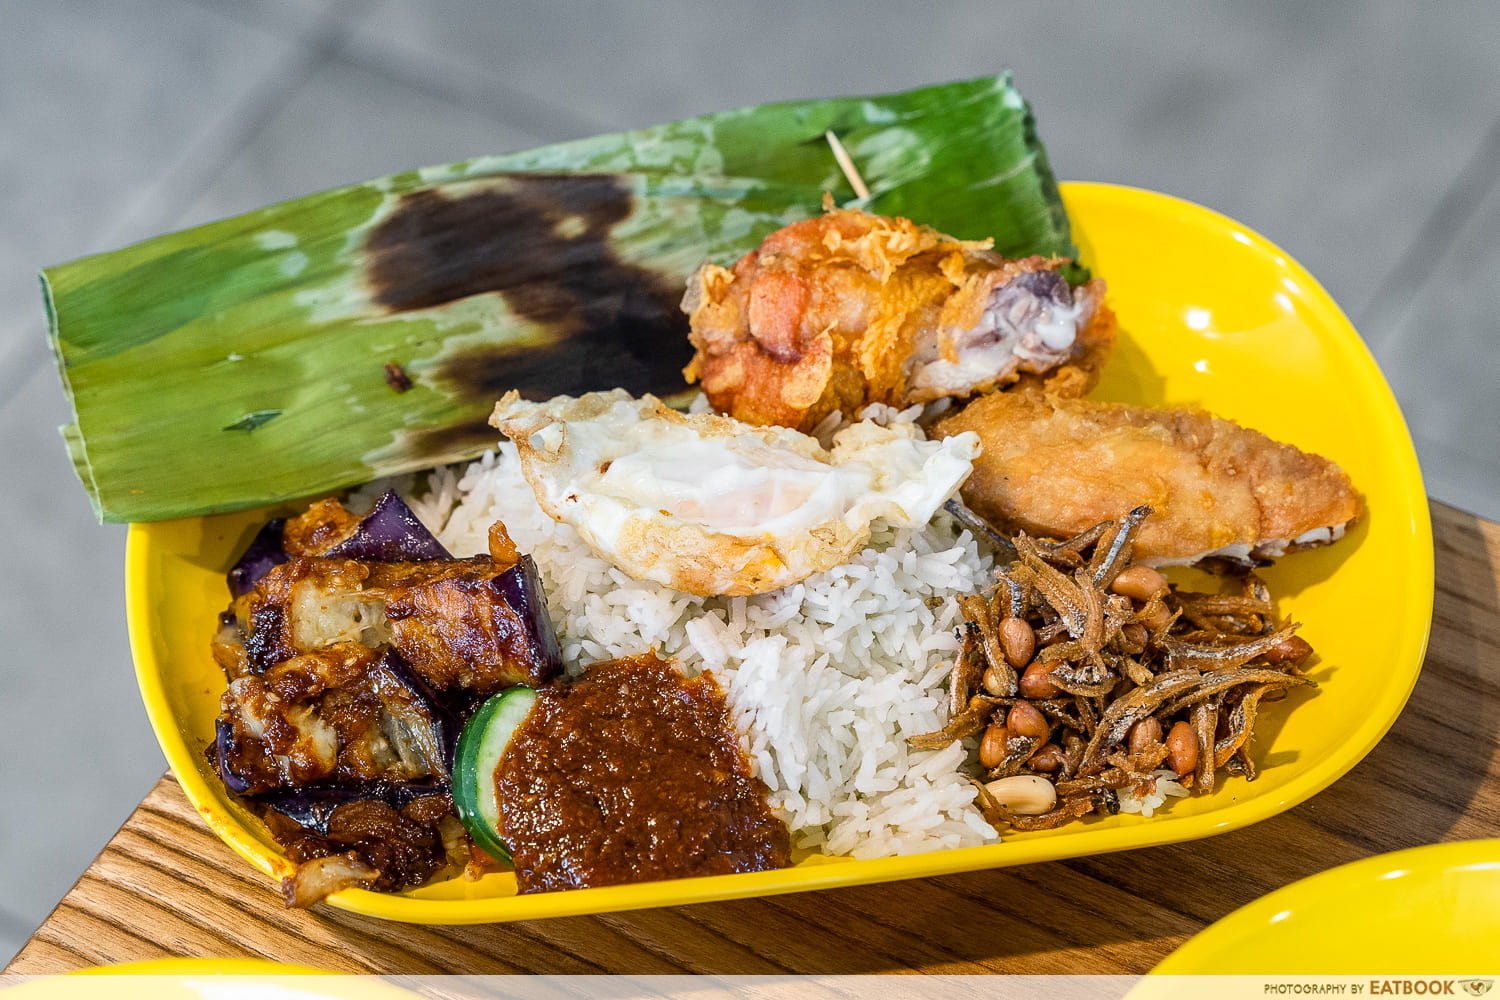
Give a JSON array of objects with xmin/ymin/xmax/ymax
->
[
  {"xmin": 933, "ymin": 391, "xmax": 1361, "ymax": 566},
  {"xmin": 683, "ymin": 206, "xmax": 1114, "ymax": 432}
]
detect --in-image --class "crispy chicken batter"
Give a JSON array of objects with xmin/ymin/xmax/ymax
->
[
  {"xmin": 933, "ymin": 391, "xmax": 1361, "ymax": 566},
  {"xmin": 683, "ymin": 206, "xmax": 1114, "ymax": 432}
]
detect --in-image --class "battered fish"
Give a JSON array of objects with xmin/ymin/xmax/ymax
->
[
  {"xmin": 683, "ymin": 206, "xmax": 1115, "ymax": 432},
  {"xmin": 933, "ymin": 391, "xmax": 1361, "ymax": 566}
]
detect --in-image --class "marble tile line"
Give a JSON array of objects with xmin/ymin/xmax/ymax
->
[
  {"xmin": 0, "ymin": 903, "xmax": 32, "ymax": 943},
  {"xmin": 332, "ymin": 30, "xmax": 614, "ymax": 143},
  {"xmin": 175, "ymin": 0, "xmax": 358, "ymax": 40},
  {"xmin": 1413, "ymin": 427, "xmax": 1500, "ymax": 487},
  {"xmin": 2, "ymin": 1, "xmax": 371, "ymax": 419},
  {"xmin": 1357, "ymin": 108, "xmax": 1500, "ymax": 352},
  {"xmin": 149, "ymin": 0, "xmax": 370, "ymax": 234}
]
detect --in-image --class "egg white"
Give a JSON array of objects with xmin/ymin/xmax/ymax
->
[{"xmin": 490, "ymin": 390, "xmax": 979, "ymax": 597}]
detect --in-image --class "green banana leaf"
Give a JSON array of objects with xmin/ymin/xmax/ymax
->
[{"xmin": 43, "ymin": 73, "xmax": 1077, "ymax": 523}]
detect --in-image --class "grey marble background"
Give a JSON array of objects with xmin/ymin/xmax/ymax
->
[{"xmin": 2, "ymin": 0, "xmax": 1497, "ymax": 965}]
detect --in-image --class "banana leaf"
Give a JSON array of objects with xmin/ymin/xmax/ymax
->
[{"xmin": 43, "ymin": 73, "xmax": 1076, "ymax": 523}]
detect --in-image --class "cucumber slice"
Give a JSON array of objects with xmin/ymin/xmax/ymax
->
[{"xmin": 453, "ymin": 686, "xmax": 537, "ymax": 865}]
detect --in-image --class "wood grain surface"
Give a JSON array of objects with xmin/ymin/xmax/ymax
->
[{"xmin": 7, "ymin": 501, "xmax": 1498, "ymax": 976}]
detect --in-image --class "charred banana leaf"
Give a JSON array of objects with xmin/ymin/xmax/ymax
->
[{"xmin": 44, "ymin": 74, "xmax": 1076, "ymax": 522}]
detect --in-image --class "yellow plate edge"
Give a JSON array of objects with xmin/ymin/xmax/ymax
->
[{"xmin": 1149, "ymin": 838, "xmax": 1500, "ymax": 974}]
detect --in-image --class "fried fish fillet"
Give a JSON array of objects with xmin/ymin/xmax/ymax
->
[
  {"xmin": 933, "ymin": 391, "xmax": 1361, "ymax": 566},
  {"xmin": 683, "ymin": 206, "xmax": 1114, "ymax": 432}
]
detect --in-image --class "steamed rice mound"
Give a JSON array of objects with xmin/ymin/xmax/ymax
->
[{"xmin": 411, "ymin": 443, "xmax": 999, "ymax": 857}]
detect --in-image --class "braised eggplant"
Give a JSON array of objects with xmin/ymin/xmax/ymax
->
[
  {"xmin": 208, "ymin": 491, "xmax": 562, "ymax": 905},
  {"xmin": 227, "ymin": 517, "xmax": 289, "ymax": 597},
  {"xmin": 325, "ymin": 490, "xmax": 451, "ymax": 562}
]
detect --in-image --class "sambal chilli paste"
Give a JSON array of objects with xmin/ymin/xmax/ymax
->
[{"xmin": 497, "ymin": 652, "xmax": 791, "ymax": 893}]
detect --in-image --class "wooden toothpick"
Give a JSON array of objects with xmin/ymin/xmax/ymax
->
[{"xmin": 824, "ymin": 129, "xmax": 871, "ymax": 201}]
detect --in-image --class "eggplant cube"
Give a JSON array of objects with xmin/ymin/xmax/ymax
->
[
  {"xmin": 214, "ymin": 645, "xmax": 453, "ymax": 795},
  {"xmin": 384, "ymin": 555, "xmax": 562, "ymax": 695}
]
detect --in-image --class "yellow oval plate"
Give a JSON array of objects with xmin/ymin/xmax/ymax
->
[
  {"xmin": 1150, "ymin": 839, "xmax": 1500, "ymax": 973},
  {"xmin": 6, "ymin": 959, "xmax": 416, "ymax": 999},
  {"xmin": 126, "ymin": 182, "xmax": 1434, "ymax": 923}
]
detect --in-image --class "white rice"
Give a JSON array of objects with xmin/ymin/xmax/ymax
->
[
  {"xmin": 1117, "ymin": 769, "xmax": 1190, "ymax": 818},
  {"xmin": 407, "ymin": 443, "xmax": 999, "ymax": 857}
]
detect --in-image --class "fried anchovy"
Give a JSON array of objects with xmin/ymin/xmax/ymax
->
[
  {"xmin": 944, "ymin": 506, "xmax": 1316, "ymax": 834},
  {"xmin": 986, "ymin": 734, "xmax": 1044, "ymax": 780},
  {"xmin": 1060, "ymin": 732, "xmax": 1086, "ymax": 780},
  {"xmin": 960, "ymin": 594, "xmax": 1017, "ymax": 696},
  {"xmin": 1056, "ymin": 768, "xmax": 1141, "ymax": 797},
  {"xmin": 1039, "ymin": 521, "xmax": 1110, "ymax": 563},
  {"xmin": 968, "ymin": 776, "xmax": 1005, "ymax": 828},
  {"xmin": 1073, "ymin": 566, "xmax": 1107, "ymax": 653},
  {"xmin": 1114, "ymin": 652, "xmax": 1155, "ymax": 687},
  {"xmin": 1175, "ymin": 592, "xmax": 1273, "ymax": 634},
  {"xmin": 1104, "ymin": 754, "xmax": 1175, "ymax": 798},
  {"xmin": 1055, "ymin": 774, "xmax": 1112, "ymax": 797},
  {"xmin": 909, "ymin": 694, "xmax": 1003, "ymax": 747},
  {"xmin": 1036, "ymin": 698, "xmax": 1084, "ymax": 729},
  {"xmin": 1104, "ymin": 593, "xmax": 1138, "ymax": 645},
  {"xmin": 1004, "ymin": 789, "xmax": 1120, "ymax": 831},
  {"xmin": 1191, "ymin": 699, "xmax": 1219, "ymax": 794},
  {"xmin": 1074, "ymin": 693, "xmax": 1100, "ymax": 738},
  {"xmin": 1086, "ymin": 504, "xmax": 1153, "ymax": 588},
  {"xmin": 1176, "ymin": 594, "xmax": 1273, "ymax": 617},
  {"xmin": 1136, "ymin": 593, "xmax": 1180, "ymax": 636},
  {"xmin": 1050, "ymin": 655, "xmax": 1117, "ymax": 698},
  {"xmin": 949, "ymin": 621, "xmax": 985, "ymax": 715},
  {"xmin": 1222, "ymin": 745, "xmax": 1260, "ymax": 780},
  {"xmin": 1081, "ymin": 669, "xmax": 1207, "ymax": 770},
  {"xmin": 1238, "ymin": 746, "xmax": 1259, "ymax": 780},
  {"xmin": 1038, "ymin": 639, "xmax": 1083, "ymax": 665},
  {"xmin": 1155, "ymin": 666, "xmax": 1312, "ymax": 719},
  {"xmin": 1015, "ymin": 534, "xmax": 1092, "ymax": 638},
  {"xmin": 1161, "ymin": 621, "xmax": 1301, "ymax": 671},
  {"xmin": 1036, "ymin": 618, "xmax": 1070, "ymax": 644},
  {"xmin": 1214, "ymin": 684, "xmax": 1271, "ymax": 767},
  {"xmin": 1126, "ymin": 738, "xmax": 1170, "ymax": 775},
  {"xmin": 943, "ymin": 498, "xmax": 1018, "ymax": 563},
  {"xmin": 997, "ymin": 565, "xmax": 1034, "ymax": 620},
  {"xmin": 1247, "ymin": 578, "xmax": 1277, "ymax": 636}
]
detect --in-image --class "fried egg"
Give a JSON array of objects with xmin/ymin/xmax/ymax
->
[{"xmin": 490, "ymin": 390, "xmax": 980, "ymax": 597}]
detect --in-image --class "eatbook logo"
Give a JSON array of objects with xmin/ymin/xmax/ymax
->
[{"xmin": 1460, "ymin": 982, "xmax": 1494, "ymax": 997}]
